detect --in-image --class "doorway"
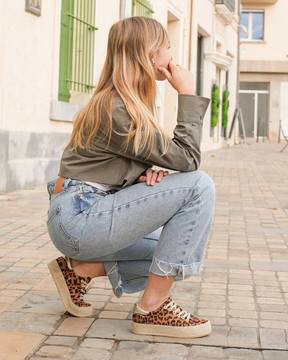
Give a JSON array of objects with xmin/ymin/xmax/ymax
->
[{"xmin": 239, "ymin": 82, "xmax": 269, "ymax": 138}]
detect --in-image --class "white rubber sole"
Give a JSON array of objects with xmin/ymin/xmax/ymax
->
[
  {"xmin": 131, "ymin": 320, "xmax": 211, "ymax": 338},
  {"xmin": 48, "ymin": 259, "xmax": 93, "ymax": 317}
]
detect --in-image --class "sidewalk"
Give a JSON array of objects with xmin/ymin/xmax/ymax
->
[{"xmin": 0, "ymin": 141, "xmax": 287, "ymax": 360}]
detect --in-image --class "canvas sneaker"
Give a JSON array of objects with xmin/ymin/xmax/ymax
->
[
  {"xmin": 48, "ymin": 256, "xmax": 93, "ymax": 317},
  {"xmin": 131, "ymin": 297, "xmax": 211, "ymax": 338}
]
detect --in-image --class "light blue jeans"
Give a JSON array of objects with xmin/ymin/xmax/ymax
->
[{"xmin": 47, "ymin": 171, "xmax": 215, "ymax": 298}]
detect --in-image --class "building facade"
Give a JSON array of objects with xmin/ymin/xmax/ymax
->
[
  {"xmin": 239, "ymin": 0, "xmax": 288, "ymax": 140},
  {"xmin": 0, "ymin": 0, "xmax": 239, "ymax": 193}
]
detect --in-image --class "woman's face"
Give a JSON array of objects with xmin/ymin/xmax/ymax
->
[{"xmin": 152, "ymin": 40, "xmax": 172, "ymax": 81}]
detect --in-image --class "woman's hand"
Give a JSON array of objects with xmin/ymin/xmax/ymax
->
[
  {"xmin": 158, "ymin": 60, "xmax": 195, "ymax": 95},
  {"xmin": 138, "ymin": 169, "xmax": 169, "ymax": 186}
]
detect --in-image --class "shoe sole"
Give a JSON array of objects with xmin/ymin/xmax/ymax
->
[
  {"xmin": 131, "ymin": 320, "xmax": 211, "ymax": 338},
  {"xmin": 48, "ymin": 259, "xmax": 93, "ymax": 318}
]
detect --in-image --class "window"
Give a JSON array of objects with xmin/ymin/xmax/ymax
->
[
  {"xmin": 240, "ymin": 10, "xmax": 264, "ymax": 41},
  {"xmin": 132, "ymin": 0, "xmax": 154, "ymax": 18},
  {"xmin": 58, "ymin": 0, "xmax": 97, "ymax": 103}
]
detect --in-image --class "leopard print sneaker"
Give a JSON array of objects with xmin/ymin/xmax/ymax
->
[
  {"xmin": 48, "ymin": 257, "xmax": 93, "ymax": 317},
  {"xmin": 131, "ymin": 297, "xmax": 211, "ymax": 338}
]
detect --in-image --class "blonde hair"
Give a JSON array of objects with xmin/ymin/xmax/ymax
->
[{"xmin": 67, "ymin": 16, "xmax": 169, "ymax": 156}]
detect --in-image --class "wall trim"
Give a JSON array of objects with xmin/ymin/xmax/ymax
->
[{"xmin": 50, "ymin": 100, "xmax": 84, "ymax": 122}]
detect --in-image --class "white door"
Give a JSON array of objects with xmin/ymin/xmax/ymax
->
[{"xmin": 281, "ymin": 82, "xmax": 288, "ymax": 139}]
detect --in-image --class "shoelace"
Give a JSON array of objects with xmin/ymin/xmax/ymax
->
[
  {"xmin": 80, "ymin": 279, "xmax": 88, "ymax": 301},
  {"xmin": 164, "ymin": 300, "xmax": 191, "ymax": 321}
]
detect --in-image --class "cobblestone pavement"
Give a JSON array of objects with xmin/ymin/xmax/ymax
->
[{"xmin": 0, "ymin": 141, "xmax": 287, "ymax": 360}]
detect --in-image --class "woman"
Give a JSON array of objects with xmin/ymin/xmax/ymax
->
[{"xmin": 47, "ymin": 16, "xmax": 214, "ymax": 339}]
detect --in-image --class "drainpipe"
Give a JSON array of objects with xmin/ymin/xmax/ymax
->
[
  {"xmin": 120, "ymin": 0, "xmax": 126, "ymax": 19},
  {"xmin": 188, "ymin": 0, "xmax": 193, "ymax": 71},
  {"xmin": 236, "ymin": 0, "xmax": 241, "ymax": 109}
]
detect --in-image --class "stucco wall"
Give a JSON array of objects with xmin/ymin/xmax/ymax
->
[{"xmin": 2, "ymin": 0, "xmax": 56, "ymax": 133}]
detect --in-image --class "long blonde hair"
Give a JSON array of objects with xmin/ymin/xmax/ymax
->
[{"xmin": 67, "ymin": 16, "xmax": 169, "ymax": 156}]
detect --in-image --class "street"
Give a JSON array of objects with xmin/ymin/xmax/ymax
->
[{"xmin": 0, "ymin": 140, "xmax": 287, "ymax": 360}]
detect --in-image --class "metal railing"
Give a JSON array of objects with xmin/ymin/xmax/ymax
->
[
  {"xmin": 58, "ymin": 0, "xmax": 98, "ymax": 102},
  {"xmin": 215, "ymin": 0, "xmax": 235, "ymax": 13},
  {"xmin": 132, "ymin": 0, "xmax": 154, "ymax": 18}
]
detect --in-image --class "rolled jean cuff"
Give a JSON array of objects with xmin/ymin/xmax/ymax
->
[
  {"xmin": 104, "ymin": 261, "xmax": 123, "ymax": 298},
  {"xmin": 149, "ymin": 256, "xmax": 203, "ymax": 279}
]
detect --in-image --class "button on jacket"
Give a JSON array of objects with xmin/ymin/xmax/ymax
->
[{"xmin": 59, "ymin": 94, "xmax": 210, "ymax": 188}]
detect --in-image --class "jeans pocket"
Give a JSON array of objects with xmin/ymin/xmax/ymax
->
[{"xmin": 47, "ymin": 207, "xmax": 79, "ymax": 257}]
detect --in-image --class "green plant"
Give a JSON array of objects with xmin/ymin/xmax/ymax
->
[
  {"xmin": 222, "ymin": 89, "xmax": 230, "ymax": 128},
  {"xmin": 211, "ymin": 84, "xmax": 220, "ymax": 127}
]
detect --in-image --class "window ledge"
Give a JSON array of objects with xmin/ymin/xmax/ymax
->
[
  {"xmin": 50, "ymin": 100, "xmax": 84, "ymax": 122},
  {"xmin": 240, "ymin": 40, "xmax": 266, "ymax": 43},
  {"xmin": 204, "ymin": 52, "xmax": 233, "ymax": 71}
]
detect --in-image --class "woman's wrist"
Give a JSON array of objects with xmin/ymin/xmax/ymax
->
[{"xmin": 178, "ymin": 90, "xmax": 195, "ymax": 96}]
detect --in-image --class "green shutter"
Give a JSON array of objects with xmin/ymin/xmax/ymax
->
[
  {"xmin": 58, "ymin": 0, "xmax": 74, "ymax": 102},
  {"xmin": 132, "ymin": 0, "xmax": 154, "ymax": 18},
  {"xmin": 58, "ymin": 0, "xmax": 98, "ymax": 102}
]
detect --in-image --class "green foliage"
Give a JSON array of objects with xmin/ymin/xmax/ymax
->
[
  {"xmin": 211, "ymin": 84, "xmax": 220, "ymax": 127},
  {"xmin": 222, "ymin": 89, "xmax": 230, "ymax": 128}
]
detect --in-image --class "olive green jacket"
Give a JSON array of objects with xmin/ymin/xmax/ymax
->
[{"xmin": 59, "ymin": 94, "xmax": 210, "ymax": 188}]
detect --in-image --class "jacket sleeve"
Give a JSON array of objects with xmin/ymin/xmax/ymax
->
[{"xmin": 94, "ymin": 94, "xmax": 210, "ymax": 172}]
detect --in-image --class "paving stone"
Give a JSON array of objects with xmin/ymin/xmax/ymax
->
[
  {"xmin": 198, "ymin": 301, "xmax": 226, "ymax": 309},
  {"xmin": 54, "ymin": 317, "xmax": 94, "ymax": 336},
  {"xmin": 36, "ymin": 345, "xmax": 71, "ymax": 357},
  {"xmin": 32, "ymin": 275, "xmax": 57, "ymax": 292},
  {"xmin": 98, "ymin": 310, "xmax": 129, "ymax": 319},
  {"xmin": 0, "ymin": 331, "xmax": 45, "ymax": 360},
  {"xmin": 260, "ymin": 320, "xmax": 288, "ymax": 329},
  {"xmin": 201, "ymin": 289, "xmax": 226, "ymax": 296},
  {"xmin": 151, "ymin": 343, "xmax": 187, "ymax": 355},
  {"xmin": 257, "ymin": 298, "xmax": 285, "ymax": 305},
  {"xmin": 7, "ymin": 291, "xmax": 65, "ymax": 315},
  {"xmin": 6, "ymin": 283, "xmax": 32, "ymax": 290},
  {"xmin": 262, "ymin": 350, "xmax": 288, "ymax": 360},
  {"xmin": 228, "ymin": 310, "xmax": 258, "ymax": 319},
  {"xmin": 260, "ymin": 312, "xmax": 288, "ymax": 322},
  {"xmin": 104, "ymin": 302, "xmax": 134, "ymax": 312},
  {"xmin": 229, "ymin": 302, "xmax": 256, "ymax": 310},
  {"xmin": 259, "ymin": 328, "xmax": 288, "ymax": 350},
  {"xmin": 259, "ymin": 304, "xmax": 288, "ymax": 313},
  {"xmin": 228, "ymin": 318, "xmax": 258, "ymax": 327},
  {"xmin": 144, "ymin": 355, "xmax": 184, "ymax": 360},
  {"xmin": 72, "ymin": 348, "xmax": 111, "ymax": 360},
  {"xmin": 209, "ymin": 316, "xmax": 226, "ymax": 325},
  {"xmin": 0, "ymin": 311, "xmax": 30, "ymax": 331},
  {"xmin": 86, "ymin": 319, "xmax": 154, "ymax": 342},
  {"xmin": 227, "ymin": 327, "xmax": 259, "ymax": 349},
  {"xmin": 153, "ymin": 326, "xmax": 230, "ymax": 347},
  {"xmin": 45, "ymin": 335, "xmax": 78, "ymax": 346},
  {"xmin": 225, "ymin": 348, "xmax": 262, "ymax": 360},
  {"xmin": 81, "ymin": 338, "xmax": 115, "ymax": 349},
  {"xmin": 197, "ymin": 309, "xmax": 226, "ymax": 317},
  {"xmin": 188, "ymin": 345, "xmax": 224, "ymax": 358},
  {"xmin": 109, "ymin": 341, "xmax": 152, "ymax": 360},
  {"xmin": 19, "ymin": 314, "xmax": 61, "ymax": 335}
]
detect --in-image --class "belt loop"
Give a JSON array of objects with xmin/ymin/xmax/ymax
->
[{"xmin": 54, "ymin": 177, "xmax": 65, "ymax": 194}]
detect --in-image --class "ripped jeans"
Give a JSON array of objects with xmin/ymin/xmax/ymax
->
[{"xmin": 46, "ymin": 171, "xmax": 215, "ymax": 298}]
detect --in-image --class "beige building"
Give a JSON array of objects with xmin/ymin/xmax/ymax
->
[
  {"xmin": 0, "ymin": 0, "xmax": 239, "ymax": 193},
  {"xmin": 239, "ymin": 0, "xmax": 288, "ymax": 140}
]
